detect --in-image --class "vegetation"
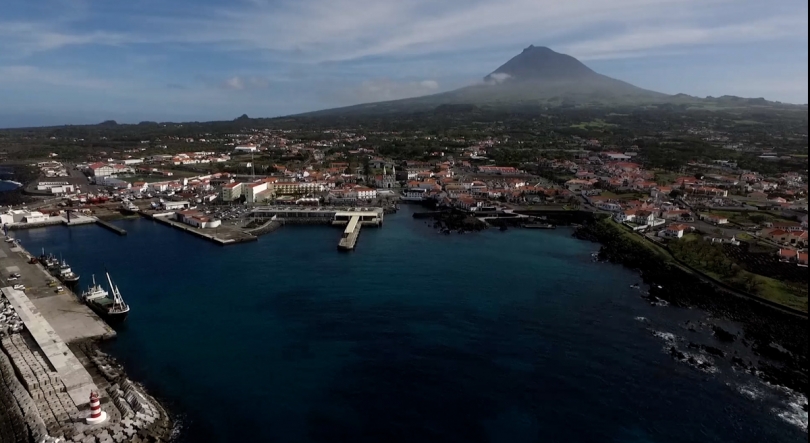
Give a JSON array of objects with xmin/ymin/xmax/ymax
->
[{"xmin": 670, "ymin": 239, "xmax": 807, "ymax": 312}]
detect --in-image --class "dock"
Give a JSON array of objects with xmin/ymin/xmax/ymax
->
[
  {"xmin": 337, "ymin": 215, "xmax": 361, "ymax": 251},
  {"xmin": 252, "ymin": 206, "xmax": 383, "ymax": 251},
  {"xmin": 94, "ymin": 218, "xmax": 127, "ymax": 236},
  {"xmin": 0, "ymin": 238, "xmax": 174, "ymax": 442},
  {"xmin": 148, "ymin": 213, "xmax": 258, "ymax": 245}
]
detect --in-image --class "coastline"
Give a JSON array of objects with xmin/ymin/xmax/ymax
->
[{"xmin": 574, "ymin": 216, "xmax": 808, "ymax": 396}]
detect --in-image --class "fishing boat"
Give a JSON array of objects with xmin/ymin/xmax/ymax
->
[
  {"xmin": 54, "ymin": 259, "xmax": 80, "ymax": 286},
  {"xmin": 82, "ymin": 273, "xmax": 129, "ymax": 322}
]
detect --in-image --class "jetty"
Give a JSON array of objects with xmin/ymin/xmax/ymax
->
[
  {"xmin": 337, "ymin": 215, "xmax": 361, "ymax": 251},
  {"xmin": 0, "ymin": 238, "xmax": 174, "ymax": 442},
  {"xmin": 252, "ymin": 206, "xmax": 384, "ymax": 252},
  {"xmin": 94, "ymin": 219, "xmax": 127, "ymax": 236}
]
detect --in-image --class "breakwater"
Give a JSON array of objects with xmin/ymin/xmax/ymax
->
[
  {"xmin": 574, "ymin": 217, "xmax": 808, "ymax": 395},
  {"xmin": 95, "ymin": 219, "xmax": 127, "ymax": 236}
]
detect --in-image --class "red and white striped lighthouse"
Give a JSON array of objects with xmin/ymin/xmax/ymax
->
[{"xmin": 86, "ymin": 391, "xmax": 108, "ymax": 425}]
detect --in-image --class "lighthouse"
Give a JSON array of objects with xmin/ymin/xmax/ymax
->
[{"xmin": 86, "ymin": 391, "xmax": 108, "ymax": 425}]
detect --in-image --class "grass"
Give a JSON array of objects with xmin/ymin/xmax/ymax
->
[
  {"xmin": 682, "ymin": 233, "xmax": 702, "ymax": 242},
  {"xmin": 607, "ymin": 217, "xmax": 808, "ymax": 313},
  {"xmin": 653, "ymin": 172, "xmax": 679, "ymax": 186},
  {"xmin": 743, "ymin": 274, "xmax": 808, "ymax": 312}
]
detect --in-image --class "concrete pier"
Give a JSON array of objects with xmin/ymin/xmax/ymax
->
[
  {"xmin": 337, "ymin": 215, "xmax": 361, "ymax": 251},
  {"xmin": 147, "ymin": 213, "xmax": 257, "ymax": 245},
  {"xmin": 94, "ymin": 219, "xmax": 127, "ymax": 236}
]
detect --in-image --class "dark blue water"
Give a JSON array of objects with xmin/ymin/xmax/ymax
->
[{"xmin": 14, "ymin": 207, "xmax": 806, "ymax": 443}]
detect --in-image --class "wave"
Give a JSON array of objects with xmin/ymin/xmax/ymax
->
[{"xmin": 651, "ymin": 330, "xmax": 677, "ymax": 343}]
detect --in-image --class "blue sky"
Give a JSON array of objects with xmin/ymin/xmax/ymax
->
[{"xmin": 1, "ymin": 0, "xmax": 807, "ymax": 127}]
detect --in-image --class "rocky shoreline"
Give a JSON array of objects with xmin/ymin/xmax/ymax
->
[
  {"xmin": 0, "ymin": 334, "xmax": 175, "ymax": 443},
  {"xmin": 574, "ymin": 217, "xmax": 808, "ymax": 397}
]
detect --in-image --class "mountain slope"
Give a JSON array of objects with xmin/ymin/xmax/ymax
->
[{"xmin": 303, "ymin": 46, "xmax": 671, "ymax": 116}]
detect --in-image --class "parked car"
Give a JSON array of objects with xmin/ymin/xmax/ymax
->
[
  {"xmin": 4, "ymin": 237, "xmax": 15, "ymax": 243},
  {"xmin": 7, "ymin": 276, "xmax": 18, "ymax": 281},
  {"xmin": 12, "ymin": 284, "xmax": 25, "ymax": 291}
]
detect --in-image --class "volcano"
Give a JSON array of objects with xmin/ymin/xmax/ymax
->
[{"xmin": 302, "ymin": 46, "xmax": 672, "ymax": 115}]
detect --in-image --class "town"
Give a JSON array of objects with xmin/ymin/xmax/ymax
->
[{"xmin": 0, "ymin": 107, "xmax": 807, "ymax": 310}]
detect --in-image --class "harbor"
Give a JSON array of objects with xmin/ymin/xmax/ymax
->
[{"xmin": 0, "ymin": 237, "xmax": 173, "ymax": 443}]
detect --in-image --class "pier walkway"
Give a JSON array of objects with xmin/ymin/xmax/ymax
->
[{"xmin": 337, "ymin": 215, "xmax": 361, "ymax": 250}]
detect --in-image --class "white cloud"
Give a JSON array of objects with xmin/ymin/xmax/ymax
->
[
  {"xmin": 486, "ymin": 73, "xmax": 512, "ymax": 84},
  {"xmin": 561, "ymin": 15, "xmax": 808, "ymax": 60},
  {"xmin": 221, "ymin": 76, "xmax": 272, "ymax": 90}
]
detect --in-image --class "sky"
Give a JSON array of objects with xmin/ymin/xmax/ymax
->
[{"xmin": 0, "ymin": 0, "xmax": 807, "ymax": 127}]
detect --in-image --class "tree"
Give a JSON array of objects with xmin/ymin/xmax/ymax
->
[{"xmin": 749, "ymin": 214, "xmax": 766, "ymax": 224}]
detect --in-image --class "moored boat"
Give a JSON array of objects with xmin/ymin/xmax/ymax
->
[{"xmin": 82, "ymin": 273, "xmax": 129, "ymax": 323}]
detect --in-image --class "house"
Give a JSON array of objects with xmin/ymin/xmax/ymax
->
[
  {"xmin": 705, "ymin": 235, "xmax": 740, "ymax": 246},
  {"xmin": 161, "ymin": 200, "xmax": 190, "ymax": 211},
  {"xmin": 596, "ymin": 201, "xmax": 622, "ymax": 212},
  {"xmin": 700, "ymin": 214, "xmax": 729, "ymax": 225},
  {"xmin": 661, "ymin": 209, "xmax": 692, "ymax": 221},
  {"xmin": 777, "ymin": 248, "xmax": 799, "ymax": 262},
  {"xmin": 659, "ymin": 223, "xmax": 690, "ymax": 239},
  {"xmin": 455, "ymin": 196, "xmax": 480, "ymax": 211}
]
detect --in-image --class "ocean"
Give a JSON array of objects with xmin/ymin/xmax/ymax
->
[{"xmin": 13, "ymin": 206, "xmax": 807, "ymax": 443}]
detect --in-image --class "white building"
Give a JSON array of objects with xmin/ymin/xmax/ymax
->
[
  {"xmin": 220, "ymin": 182, "xmax": 243, "ymax": 202},
  {"xmin": 88, "ymin": 163, "xmax": 115, "ymax": 177},
  {"xmin": 174, "ymin": 210, "xmax": 222, "ymax": 229},
  {"xmin": 1, "ymin": 210, "xmax": 49, "ymax": 225},
  {"xmin": 161, "ymin": 200, "xmax": 190, "ymax": 211},
  {"xmin": 354, "ymin": 186, "xmax": 377, "ymax": 200},
  {"xmin": 36, "ymin": 181, "xmax": 75, "ymax": 195},
  {"xmin": 233, "ymin": 144, "xmax": 259, "ymax": 153},
  {"xmin": 245, "ymin": 182, "xmax": 269, "ymax": 203}
]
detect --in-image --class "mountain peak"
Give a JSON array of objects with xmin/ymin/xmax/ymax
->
[{"xmin": 485, "ymin": 46, "xmax": 596, "ymax": 83}]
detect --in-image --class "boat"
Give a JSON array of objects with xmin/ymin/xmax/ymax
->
[
  {"xmin": 522, "ymin": 223, "xmax": 556, "ymax": 229},
  {"xmin": 82, "ymin": 273, "xmax": 129, "ymax": 322},
  {"xmin": 53, "ymin": 259, "xmax": 80, "ymax": 286}
]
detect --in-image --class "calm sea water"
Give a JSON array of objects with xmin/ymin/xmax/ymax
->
[{"xmin": 14, "ymin": 206, "xmax": 806, "ymax": 443}]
